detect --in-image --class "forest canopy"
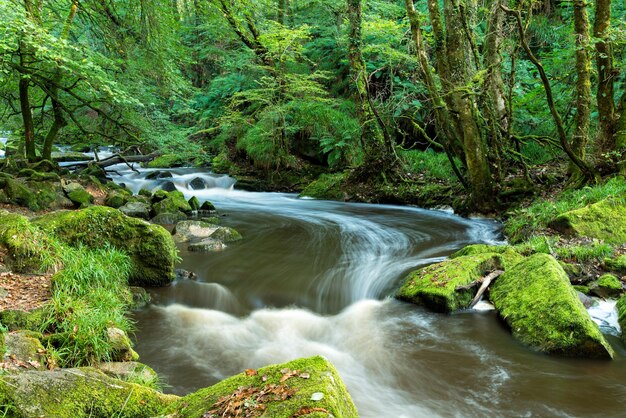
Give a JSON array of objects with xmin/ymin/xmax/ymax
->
[{"xmin": 0, "ymin": 0, "xmax": 625, "ymax": 210}]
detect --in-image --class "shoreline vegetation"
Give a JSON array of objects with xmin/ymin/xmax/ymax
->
[{"xmin": 0, "ymin": 155, "xmax": 625, "ymax": 416}]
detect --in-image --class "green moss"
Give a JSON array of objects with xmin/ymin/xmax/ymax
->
[
  {"xmin": 165, "ymin": 356, "xmax": 358, "ymax": 418},
  {"xmin": 597, "ymin": 274, "xmax": 622, "ymax": 291},
  {"xmin": 152, "ymin": 191, "xmax": 192, "ymax": 215},
  {"xmin": 549, "ymin": 198, "xmax": 626, "ymax": 244},
  {"xmin": 0, "ymin": 211, "xmax": 62, "ymax": 273},
  {"xmin": 604, "ymin": 255, "xmax": 626, "ymax": 274},
  {"xmin": 300, "ymin": 173, "xmax": 347, "ymax": 200},
  {"xmin": 34, "ymin": 206, "xmax": 177, "ymax": 286},
  {"xmin": 0, "ymin": 367, "xmax": 177, "ymax": 417},
  {"xmin": 29, "ymin": 172, "xmax": 60, "ymax": 182},
  {"xmin": 451, "ymin": 245, "xmax": 524, "ymax": 269},
  {"xmin": 395, "ymin": 253, "xmax": 505, "ymax": 313},
  {"xmin": 104, "ymin": 191, "xmax": 129, "ymax": 209},
  {"xmin": 573, "ymin": 285, "xmax": 590, "ymax": 295},
  {"xmin": 490, "ymin": 254, "xmax": 614, "ymax": 358},
  {"xmin": 188, "ymin": 196, "xmax": 200, "ymax": 211},
  {"xmin": 0, "ymin": 173, "xmax": 38, "ymax": 210},
  {"xmin": 0, "ymin": 308, "xmax": 47, "ymax": 332},
  {"xmin": 146, "ymin": 154, "xmax": 186, "ymax": 168}
]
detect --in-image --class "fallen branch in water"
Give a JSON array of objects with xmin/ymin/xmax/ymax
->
[{"xmin": 468, "ymin": 270, "xmax": 504, "ymax": 309}]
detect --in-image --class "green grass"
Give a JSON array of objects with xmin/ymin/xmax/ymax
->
[
  {"xmin": 399, "ymin": 149, "xmax": 461, "ymax": 182},
  {"xmin": 504, "ymin": 176, "xmax": 626, "ymax": 242},
  {"xmin": 42, "ymin": 245, "xmax": 134, "ymax": 367},
  {"xmin": 514, "ymin": 235, "xmax": 614, "ymax": 262}
]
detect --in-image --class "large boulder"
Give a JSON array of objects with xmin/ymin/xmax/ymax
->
[
  {"xmin": 550, "ymin": 198, "xmax": 626, "ymax": 244},
  {"xmin": 395, "ymin": 251, "xmax": 517, "ymax": 313},
  {"xmin": 34, "ymin": 206, "xmax": 177, "ymax": 286},
  {"xmin": 0, "ymin": 367, "xmax": 178, "ymax": 417},
  {"xmin": 0, "ymin": 173, "xmax": 38, "ymax": 210},
  {"xmin": 490, "ymin": 254, "xmax": 614, "ymax": 358},
  {"xmin": 152, "ymin": 190, "xmax": 192, "ymax": 216},
  {"xmin": 164, "ymin": 356, "xmax": 358, "ymax": 418}
]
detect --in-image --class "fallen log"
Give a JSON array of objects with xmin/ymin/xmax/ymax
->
[
  {"xmin": 64, "ymin": 152, "xmax": 160, "ymax": 170},
  {"xmin": 468, "ymin": 270, "xmax": 504, "ymax": 309}
]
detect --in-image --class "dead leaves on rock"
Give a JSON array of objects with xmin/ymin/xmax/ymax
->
[{"xmin": 201, "ymin": 368, "xmax": 314, "ymax": 418}]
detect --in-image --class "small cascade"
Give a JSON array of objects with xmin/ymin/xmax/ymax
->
[
  {"xmin": 588, "ymin": 299, "xmax": 621, "ymax": 335},
  {"xmin": 0, "ymin": 136, "xmax": 7, "ymax": 159}
]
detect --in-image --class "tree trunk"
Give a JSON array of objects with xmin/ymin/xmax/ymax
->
[
  {"xmin": 444, "ymin": 0, "xmax": 493, "ymax": 209},
  {"xmin": 18, "ymin": 76, "xmax": 36, "ymax": 161},
  {"xmin": 593, "ymin": 0, "xmax": 615, "ymax": 151},
  {"xmin": 571, "ymin": 0, "xmax": 591, "ymax": 174}
]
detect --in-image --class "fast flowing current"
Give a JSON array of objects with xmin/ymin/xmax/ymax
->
[{"xmin": 108, "ymin": 167, "xmax": 626, "ymax": 418}]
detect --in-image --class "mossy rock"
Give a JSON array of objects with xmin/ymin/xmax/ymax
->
[
  {"xmin": 300, "ymin": 173, "xmax": 347, "ymax": 200},
  {"xmin": 617, "ymin": 295, "xmax": 626, "ymax": 344},
  {"xmin": 151, "ymin": 212, "xmax": 188, "ymax": 225},
  {"xmin": 30, "ymin": 160, "xmax": 58, "ymax": 173},
  {"xmin": 603, "ymin": 254, "xmax": 626, "ymax": 275},
  {"xmin": 451, "ymin": 245, "xmax": 524, "ymax": 268},
  {"xmin": 490, "ymin": 254, "xmax": 614, "ymax": 358},
  {"xmin": 199, "ymin": 201, "xmax": 216, "ymax": 212},
  {"xmin": 0, "ymin": 308, "xmax": 47, "ymax": 331},
  {"xmin": 188, "ymin": 196, "xmax": 200, "ymax": 211},
  {"xmin": 589, "ymin": 274, "xmax": 623, "ymax": 298},
  {"xmin": 152, "ymin": 191, "xmax": 192, "ymax": 215},
  {"xmin": 0, "ymin": 211, "xmax": 61, "ymax": 273},
  {"xmin": 97, "ymin": 362, "xmax": 159, "ymax": 387},
  {"xmin": 0, "ymin": 173, "xmax": 39, "ymax": 210},
  {"xmin": 164, "ymin": 356, "xmax": 358, "ymax": 418},
  {"xmin": 4, "ymin": 331, "xmax": 45, "ymax": 370},
  {"xmin": 29, "ymin": 172, "xmax": 60, "ymax": 182},
  {"xmin": 138, "ymin": 188, "xmax": 152, "ymax": 198},
  {"xmin": 34, "ymin": 206, "xmax": 177, "ymax": 286},
  {"xmin": 146, "ymin": 154, "xmax": 187, "ymax": 168},
  {"xmin": 550, "ymin": 198, "xmax": 626, "ymax": 244},
  {"xmin": 63, "ymin": 183, "xmax": 94, "ymax": 207},
  {"xmin": 106, "ymin": 327, "xmax": 139, "ymax": 362},
  {"xmin": 573, "ymin": 285, "xmax": 590, "ymax": 295},
  {"xmin": 51, "ymin": 152, "xmax": 89, "ymax": 162},
  {"xmin": 17, "ymin": 168, "xmax": 36, "ymax": 178},
  {"xmin": 395, "ymin": 253, "xmax": 505, "ymax": 313},
  {"xmin": 0, "ymin": 367, "xmax": 178, "ymax": 417},
  {"xmin": 104, "ymin": 191, "xmax": 129, "ymax": 209}
]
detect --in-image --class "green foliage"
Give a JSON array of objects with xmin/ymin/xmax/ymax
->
[
  {"xmin": 399, "ymin": 149, "xmax": 462, "ymax": 182},
  {"xmin": 504, "ymin": 177, "xmax": 626, "ymax": 242},
  {"xmin": 43, "ymin": 245, "xmax": 133, "ymax": 367},
  {"xmin": 513, "ymin": 235, "xmax": 614, "ymax": 262}
]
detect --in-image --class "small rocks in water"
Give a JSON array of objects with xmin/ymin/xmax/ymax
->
[
  {"xmin": 310, "ymin": 392, "xmax": 324, "ymax": 401},
  {"xmin": 188, "ymin": 239, "xmax": 227, "ymax": 252},
  {"xmin": 159, "ymin": 181, "xmax": 177, "ymax": 192},
  {"xmin": 175, "ymin": 269, "xmax": 197, "ymax": 280},
  {"xmin": 119, "ymin": 202, "xmax": 151, "ymax": 220},
  {"xmin": 188, "ymin": 177, "xmax": 207, "ymax": 190},
  {"xmin": 199, "ymin": 201, "xmax": 216, "ymax": 212},
  {"xmin": 188, "ymin": 196, "xmax": 200, "ymax": 211},
  {"xmin": 145, "ymin": 171, "xmax": 174, "ymax": 180}
]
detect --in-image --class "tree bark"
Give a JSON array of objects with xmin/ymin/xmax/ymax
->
[
  {"xmin": 571, "ymin": 0, "xmax": 591, "ymax": 173},
  {"xmin": 593, "ymin": 0, "xmax": 615, "ymax": 151}
]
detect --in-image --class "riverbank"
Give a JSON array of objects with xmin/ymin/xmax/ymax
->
[{"xmin": 0, "ymin": 158, "xmax": 622, "ymax": 416}]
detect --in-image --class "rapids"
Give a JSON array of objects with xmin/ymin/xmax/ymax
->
[{"xmin": 105, "ymin": 166, "xmax": 626, "ymax": 417}]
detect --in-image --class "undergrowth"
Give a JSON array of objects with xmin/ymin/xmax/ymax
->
[
  {"xmin": 514, "ymin": 235, "xmax": 615, "ymax": 262},
  {"xmin": 399, "ymin": 149, "xmax": 461, "ymax": 182},
  {"xmin": 42, "ymin": 244, "xmax": 134, "ymax": 367},
  {"xmin": 504, "ymin": 177, "xmax": 626, "ymax": 242}
]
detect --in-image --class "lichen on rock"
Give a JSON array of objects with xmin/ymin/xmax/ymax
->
[{"xmin": 490, "ymin": 253, "xmax": 614, "ymax": 358}]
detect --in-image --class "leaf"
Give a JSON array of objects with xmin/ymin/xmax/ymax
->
[
  {"xmin": 245, "ymin": 369, "xmax": 258, "ymax": 376},
  {"xmin": 311, "ymin": 392, "xmax": 324, "ymax": 401}
]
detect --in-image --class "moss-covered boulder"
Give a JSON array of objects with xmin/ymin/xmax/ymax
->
[
  {"xmin": 34, "ymin": 206, "xmax": 177, "ymax": 286},
  {"xmin": 550, "ymin": 199, "xmax": 626, "ymax": 244},
  {"xmin": 589, "ymin": 274, "xmax": 623, "ymax": 298},
  {"xmin": 0, "ymin": 308, "xmax": 47, "ymax": 331},
  {"xmin": 0, "ymin": 173, "xmax": 38, "ymax": 210},
  {"xmin": 104, "ymin": 191, "xmax": 129, "ymax": 209},
  {"xmin": 0, "ymin": 367, "xmax": 178, "ymax": 417},
  {"xmin": 300, "ymin": 173, "xmax": 346, "ymax": 200},
  {"xmin": 152, "ymin": 190, "xmax": 192, "ymax": 216},
  {"xmin": 490, "ymin": 254, "xmax": 614, "ymax": 358},
  {"xmin": 106, "ymin": 327, "xmax": 139, "ymax": 362},
  {"xmin": 63, "ymin": 182, "xmax": 94, "ymax": 207},
  {"xmin": 173, "ymin": 220, "xmax": 242, "ymax": 251},
  {"xmin": 3, "ymin": 331, "xmax": 46, "ymax": 370},
  {"xmin": 188, "ymin": 196, "xmax": 200, "ymax": 211},
  {"xmin": 0, "ymin": 211, "xmax": 61, "ymax": 273},
  {"xmin": 151, "ymin": 212, "xmax": 188, "ymax": 225},
  {"xmin": 451, "ymin": 244, "xmax": 524, "ymax": 268},
  {"xmin": 119, "ymin": 201, "xmax": 151, "ymax": 220},
  {"xmin": 164, "ymin": 356, "xmax": 358, "ymax": 418},
  {"xmin": 603, "ymin": 254, "xmax": 626, "ymax": 275},
  {"xmin": 146, "ymin": 154, "xmax": 187, "ymax": 168},
  {"xmin": 395, "ymin": 253, "xmax": 506, "ymax": 313}
]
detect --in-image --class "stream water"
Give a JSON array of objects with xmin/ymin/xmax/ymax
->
[{"xmin": 109, "ymin": 167, "xmax": 626, "ymax": 417}]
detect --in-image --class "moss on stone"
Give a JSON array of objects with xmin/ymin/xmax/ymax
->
[
  {"xmin": 0, "ymin": 308, "xmax": 47, "ymax": 332},
  {"xmin": 152, "ymin": 191, "xmax": 192, "ymax": 215},
  {"xmin": 395, "ymin": 253, "xmax": 505, "ymax": 313},
  {"xmin": 0, "ymin": 211, "xmax": 61, "ymax": 273},
  {"xmin": 573, "ymin": 285, "xmax": 590, "ymax": 295},
  {"xmin": 164, "ymin": 356, "xmax": 358, "ymax": 418},
  {"xmin": 34, "ymin": 206, "xmax": 177, "ymax": 286},
  {"xmin": 104, "ymin": 191, "xmax": 129, "ymax": 209},
  {"xmin": 451, "ymin": 245, "xmax": 524, "ymax": 269},
  {"xmin": 603, "ymin": 254, "xmax": 626, "ymax": 275},
  {"xmin": 0, "ymin": 173, "xmax": 38, "ymax": 210},
  {"xmin": 29, "ymin": 172, "xmax": 60, "ymax": 182},
  {"xmin": 300, "ymin": 173, "xmax": 347, "ymax": 200},
  {"xmin": 0, "ymin": 367, "xmax": 177, "ymax": 417},
  {"xmin": 146, "ymin": 154, "xmax": 186, "ymax": 168},
  {"xmin": 590, "ymin": 274, "xmax": 623, "ymax": 298},
  {"xmin": 490, "ymin": 254, "xmax": 614, "ymax": 358},
  {"xmin": 188, "ymin": 196, "xmax": 200, "ymax": 211},
  {"xmin": 550, "ymin": 198, "xmax": 626, "ymax": 244}
]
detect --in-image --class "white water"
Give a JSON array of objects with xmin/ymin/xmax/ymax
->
[
  {"xmin": 0, "ymin": 137, "xmax": 7, "ymax": 159},
  {"xmin": 119, "ymin": 165, "xmax": 626, "ymax": 417}
]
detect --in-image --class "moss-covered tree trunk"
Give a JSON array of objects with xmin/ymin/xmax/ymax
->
[
  {"xmin": 443, "ymin": 0, "xmax": 493, "ymax": 210},
  {"xmin": 346, "ymin": 0, "xmax": 395, "ymax": 177},
  {"xmin": 571, "ymin": 0, "xmax": 591, "ymax": 174},
  {"xmin": 593, "ymin": 0, "xmax": 615, "ymax": 151}
]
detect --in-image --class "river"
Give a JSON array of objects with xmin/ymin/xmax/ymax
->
[{"xmin": 109, "ymin": 167, "xmax": 626, "ymax": 418}]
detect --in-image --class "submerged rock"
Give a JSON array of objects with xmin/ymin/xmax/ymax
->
[
  {"xmin": 550, "ymin": 198, "xmax": 626, "ymax": 244},
  {"xmin": 188, "ymin": 177, "xmax": 207, "ymax": 190},
  {"xmin": 34, "ymin": 206, "xmax": 177, "ymax": 286},
  {"xmin": 0, "ymin": 367, "xmax": 177, "ymax": 417},
  {"xmin": 173, "ymin": 220, "xmax": 242, "ymax": 252},
  {"xmin": 490, "ymin": 254, "xmax": 614, "ymax": 358},
  {"xmin": 395, "ymin": 252, "xmax": 512, "ymax": 313},
  {"xmin": 163, "ymin": 355, "xmax": 358, "ymax": 418}
]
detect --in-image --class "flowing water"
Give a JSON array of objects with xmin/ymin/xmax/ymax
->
[{"xmin": 108, "ymin": 167, "xmax": 626, "ymax": 418}]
